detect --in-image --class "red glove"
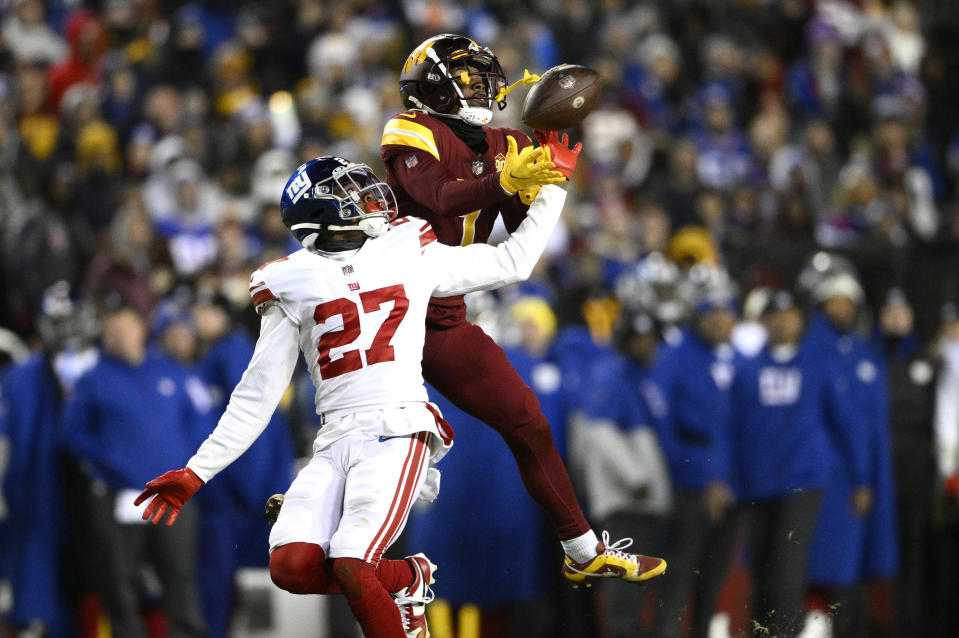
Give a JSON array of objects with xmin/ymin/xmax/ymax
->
[
  {"xmin": 534, "ymin": 130, "xmax": 582, "ymax": 180},
  {"xmin": 134, "ymin": 467, "xmax": 203, "ymax": 526},
  {"xmin": 945, "ymin": 474, "xmax": 959, "ymax": 498}
]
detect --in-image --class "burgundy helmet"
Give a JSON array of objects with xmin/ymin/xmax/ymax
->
[{"xmin": 399, "ymin": 34, "xmax": 508, "ymax": 126}]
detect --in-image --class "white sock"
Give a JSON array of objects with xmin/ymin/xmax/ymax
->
[{"xmin": 561, "ymin": 529, "xmax": 600, "ymax": 563}]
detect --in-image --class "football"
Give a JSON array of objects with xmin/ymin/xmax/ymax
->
[{"xmin": 522, "ymin": 65, "xmax": 602, "ymax": 131}]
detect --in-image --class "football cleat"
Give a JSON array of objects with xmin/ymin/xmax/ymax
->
[
  {"xmin": 393, "ymin": 553, "xmax": 436, "ymax": 638},
  {"xmin": 264, "ymin": 493, "xmax": 284, "ymax": 526},
  {"xmin": 561, "ymin": 531, "xmax": 666, "ymax": 588}
]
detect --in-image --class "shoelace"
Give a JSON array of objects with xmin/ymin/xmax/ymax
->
[
  {"xmin": 564, "ymin": 530, "xmax": 639, "ymax": 575},
  {"xmin": 394, "ymin": 583, "xmax": 435, "ymax": 607},
  {"xmin": 599, "ymin": 530, "xmax": 639, "ymax": 568}
]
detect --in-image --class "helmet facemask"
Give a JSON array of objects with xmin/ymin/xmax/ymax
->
[
  {"xmin": 290, "ymin": 163, "xmax": 397, "ymax": 252},
  {"xmin": 442, "ymin": 51, "xmax": 507, "ymax": 126}
]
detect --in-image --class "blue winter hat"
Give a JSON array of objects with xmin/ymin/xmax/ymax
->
[{"xmin": 695, "ymin": 290, "xmax": 738, "ymax": 315}]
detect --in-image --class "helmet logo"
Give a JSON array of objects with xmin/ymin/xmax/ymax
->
[
  {"xmin": 286, "ymin": 170, "xmax": 312, "ymax": 204},
  {"xmin": 471, "ymin": 160, "xmax": 485, "ymax": 176},
  {"xmin": 404, "ymin": 41, "xmax": 435, "ymax": 73}
]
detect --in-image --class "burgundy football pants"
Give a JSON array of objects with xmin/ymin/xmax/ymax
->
[{"xmin": 422, "ymin": 320, "xmax": 590, "ymax": 540}]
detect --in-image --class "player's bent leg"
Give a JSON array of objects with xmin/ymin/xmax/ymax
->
[
  {"xmin": 267, "ymin": 519, "xmax": 420, "ymax": 597},
  {"xmin": 329, "ymin": 430, "xmax": 434, "ymax": 637},
  {"xmin": 422, "ymin": 323, "xmax": 590, "ymax": 540}
]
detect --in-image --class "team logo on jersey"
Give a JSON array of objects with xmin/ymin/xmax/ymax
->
[
  {"xmin": 494, "ymin": 153, "xmax": 506, "ymax": 172},
  {"xmin": 758, "ymin": 367, "xmax": 802, "ymax": 406},
  {"xmin": 471, "ymin": 160, "xmax": 485, "ymax": 175},
  {"xmin": 342, "ymin": 264, "xmax": 354, "ymax": 276},
  {"xmin": 348, "ymin": 282, "xmax": 360, "ymax": 291},
  {"xmin": 405, "ymin": 154, "xmax": 418, "ymax": 169}
]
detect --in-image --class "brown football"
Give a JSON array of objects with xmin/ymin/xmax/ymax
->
[{"xmin": 522, "ymin": 65, "xmax": 602, "ymax": 131}]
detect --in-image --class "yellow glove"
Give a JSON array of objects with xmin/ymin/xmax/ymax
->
[
  {"xmin": 519, "ymin": 185, "xmax": 541, "ymax": 205},
  {"xmin": 499, "ymin": 135, "xmax": 565, "ymax": 195}
]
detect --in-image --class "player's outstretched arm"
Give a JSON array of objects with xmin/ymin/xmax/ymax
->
[
  {"xmin": 429, "ymin": 135, "xmax": 579, "ymax": 296},
  {"xmin": 429, "ymin": 183, "xmax": 567, "ymax": 297},
  {"xmin": 135, "ymin": 305, "xmax": 300, "ymax": 525}
]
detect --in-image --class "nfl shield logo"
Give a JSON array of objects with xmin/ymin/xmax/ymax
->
[
  {"xmin": 342, "ymin": 265, "xmax": 354, "ymax": 276},
  {"xmin": 471, "ymin": 160, "xmax": 485, "ymax": 176},
  {"xmin": 558, "ymin": 73, "xmax": 575, "ymax": 89},
  {"xmin": 405, "ymin": 154, "xmax": 418, "ymax": 169}
]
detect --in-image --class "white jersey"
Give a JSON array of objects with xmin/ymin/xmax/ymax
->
[{"xmin": 187, "ymin": 184, "xmax": 567, "ymax": 482}]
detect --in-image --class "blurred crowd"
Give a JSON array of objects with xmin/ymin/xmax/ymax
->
[{"xmin": 4, "ymin": 0, "xmax": 959, "ymax": 637}]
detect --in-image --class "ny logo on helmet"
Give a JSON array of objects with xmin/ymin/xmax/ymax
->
[{"xmin": 286, "ymin": 171, "xmax": 312, "ymax": 204}]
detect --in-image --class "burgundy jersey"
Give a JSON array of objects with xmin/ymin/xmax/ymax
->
[{"xmin": 381, "ymin": 109, "xmax": 533, "ymax": 325}]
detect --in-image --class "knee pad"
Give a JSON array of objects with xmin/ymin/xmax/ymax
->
[
  {"xmin": 330, "ymin": 557, "xmax": 378, "ymax": 601},
  {"xmin": 269, "ymin": 543, "xmax": 325, "ymax": 594}
]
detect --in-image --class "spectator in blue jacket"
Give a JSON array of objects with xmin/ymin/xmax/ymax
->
[
  {"xmin": 731, "ymin": 290, "xmax": 858, "ymax": 638},
  {"xmin": 650, "ymin": 281, "xmax": 741, "ymax": 638},
  {"xmin": 803, "ymin": 273, "xmax": 898, "ymax": 638},
  {"xmin": 0, "ymin": 282, "xmax": 99, "ymax": 638},
  {"xmin": 570, "ymin": 309, "xmax": 671, "ymax": 638},
  {"xmin": 61, "ymin": 301, "xmax": 207, "ymax": 638}
]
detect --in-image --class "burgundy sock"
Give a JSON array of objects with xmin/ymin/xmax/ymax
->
[
  {"xmin": 377, "ymin": 557, "xmax": 416, "ymax": 593},
  {"xmin": 332, "ymin": 557, "xmax": 405, "ymax": 638}
]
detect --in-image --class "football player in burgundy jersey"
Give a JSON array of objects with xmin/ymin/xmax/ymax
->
[
  {"xmin": 381, "ymin": 34, "xmax": 667, "ymax": 587},
  {"xmin": 133, "ymin": 152, "xmax": 571, "ymax": 638}
]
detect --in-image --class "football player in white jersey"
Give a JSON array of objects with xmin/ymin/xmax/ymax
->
[{"xmin": 133, "ymin": 140, "xmax": 571, "ymax": 638}]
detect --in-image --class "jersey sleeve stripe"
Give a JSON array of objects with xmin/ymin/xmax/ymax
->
[
  {"xmin": 251, "ymin": 288, "xmax": 277, "ymax": 312},
  {"xmin": 381, "ymin": 120, "xmax": 440, "ymax": 160},
  {"xmin": 419, "ymin": 227, "xmax": 437, "ymax": 248}
]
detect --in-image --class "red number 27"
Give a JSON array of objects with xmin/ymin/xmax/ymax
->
[{"xmin": 313, "ymin": 284, "xmax": 409, "ymax": 379}]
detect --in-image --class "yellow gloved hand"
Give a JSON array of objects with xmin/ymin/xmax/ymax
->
[
  {"xmin": 519, "ymin": 185, "xmax": 541, "ymax": 205},
  {"xmin": 499, "ymin": 135, "xmax": 565, "ymax": 195}
]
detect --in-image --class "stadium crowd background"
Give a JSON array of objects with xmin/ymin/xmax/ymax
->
[{"xmin": 4, "ymin": 0, "xmax": 959, "ymax": 637}]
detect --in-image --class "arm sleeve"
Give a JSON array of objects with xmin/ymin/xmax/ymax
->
[
  {"xmin": 935, "ymin": 341, "xmax": 959, "ymax": 477},
  {"xmin": 500, "ymin": 189, "xmax": 531, "ymax": 233},
  {"xmin": 386, "ymin": 150, "xmax": 513, "ymax": 217},
  {"xmin": 186, "ymin": 306, "xmax": 300, "ymax": 482},
  {"xmin": 427, "ymin": 184, "xmax": 566, "ymax": 297}
]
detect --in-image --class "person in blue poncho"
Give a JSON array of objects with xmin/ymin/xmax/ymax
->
[
  {"xmin": 0, "ymin": 282, "xmax": 99, "ymax": 638},
  {"xmin": 871, "ymin": 289, "xmax": 935, "ymax": 636},
  {"xmin": 802, "ymin": 272, "xmax": 898, "ymax": 638},
  {"xmin": 650, "ymin": 277, "xmax": 742, "ymax": 638},
  {"xmin": 730, "ymin": 290, "xmax": 860, "ymax": 638},
  {"xmin": 61, "ymin": 301, "xmax": 208, "ymax": 638},
  {"xmin": 569, "ymin": 308, "xmax": 671, "ymax": 638}
]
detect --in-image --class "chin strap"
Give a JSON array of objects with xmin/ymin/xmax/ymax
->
[{"xmin": 494, "ymin": 69, "xmax": 540, "ymax": 103}]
